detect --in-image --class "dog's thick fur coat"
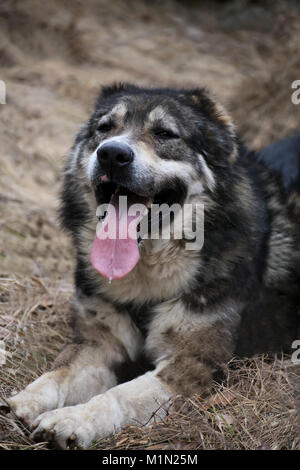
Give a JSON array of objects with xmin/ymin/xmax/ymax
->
[{"xmin": 7, "ymin": 84, "xmax": 300, "ymax": 448}]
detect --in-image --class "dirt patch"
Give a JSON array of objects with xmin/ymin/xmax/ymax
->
[{"xmin": 0, "ymin": 0, "xmax": 299, "ymax": 450}]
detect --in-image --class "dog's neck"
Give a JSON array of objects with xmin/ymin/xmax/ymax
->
[{"xmin": 98, "ymin": 237, "xmax": 201, "ymax": 305}]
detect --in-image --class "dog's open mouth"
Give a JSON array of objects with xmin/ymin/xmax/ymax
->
[
  {"xmin": 91, "ymin": 180, "xmax": 184, "ymax": 281},
  {"xmin": 91, "ymin": 182, "xmax": 152, "ymax": 281}
]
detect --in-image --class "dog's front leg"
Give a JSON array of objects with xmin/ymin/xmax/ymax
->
[
  {"xmin": 30, "ymin": 298, "xmax": 240, "ymax": 449},
  {"xmin": 31, "ymin": 367, "xmax": 173, "ymax": 449},
  {"xmin": 6, "ymin": 296, "xmax": 142, "ymax": 426}
]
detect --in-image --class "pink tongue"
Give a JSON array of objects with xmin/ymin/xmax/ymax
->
[{"xmin": 90, "ymin": 194, "xmax": 142, "ymax": 280}]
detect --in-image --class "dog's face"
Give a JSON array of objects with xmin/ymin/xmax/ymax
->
[
  {"xmin": 64, "ymin": 84, "xmax": 237, "ymax": 280},
  {"xmin": 78, "ymin": 84, "xmax": 236, "ymax": 208}
]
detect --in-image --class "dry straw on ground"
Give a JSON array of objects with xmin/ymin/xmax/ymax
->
[{"xmin": 0, "ymin": 0, "xmax": 299, "ymax": 450}]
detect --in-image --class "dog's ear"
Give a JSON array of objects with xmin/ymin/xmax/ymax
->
[
  {"xmin": 186, "ymin": 88, "xmax": 233, "ymax": 128},
  {"xmin": 97, "ymin": 82, "xmax": 136, "ymax": 101},
  {"xmin": 94, "ymin": 83, "xmax": 137, "ymax": 114},
  {"xmin": 185, "ymin": 88, "xmax": 238, "ymax": 164}
]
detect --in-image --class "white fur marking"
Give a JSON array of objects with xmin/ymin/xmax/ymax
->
[
  {"xmin": 197, "ymin": 154, "xmax": 216, "ymax": 192},
  {"xmin": 31, "ymin": 371, "xmax": 173, "ymax": 449}
]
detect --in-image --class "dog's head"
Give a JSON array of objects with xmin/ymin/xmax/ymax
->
[
  {"xmin": 84, "ymin": 83, "xmax": 236, "ymax": 204},
  {"xmin": 64, "ymin": 84, "xmax": 237, "ymax": 280}
]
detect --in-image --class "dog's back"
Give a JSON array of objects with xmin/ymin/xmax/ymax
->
[
  {"xmin": 235, "ymin": 134, "xmax": 300, "ymax": 357},
  {"xmin": 258, "ymin": 134, "xmax": 300, "ymax": 192}
]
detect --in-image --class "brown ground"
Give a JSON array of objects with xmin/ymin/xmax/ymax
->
[{"xmin": 0, "ymin": 0, "xmax": 300, "ymax": 450}]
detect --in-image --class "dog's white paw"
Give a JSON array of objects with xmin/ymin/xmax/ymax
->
[
  {"xmin": 31, "ymin": 405, "xmax": 98, "ymax": 449},
  {"xmin": 31, "ymin": 391, "xmax": 126, "ymax": 449},
  {"xmin": 7, "ymin": 391, "xmax": 51, "ymax": 426},
  {"xmin": 6, "ymin": 374, "xmax": 60, "ymax": 426}
]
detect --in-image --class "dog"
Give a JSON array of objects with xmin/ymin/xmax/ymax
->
[{"xmin": 6, "ymin": 83, "xmax": 300, "ymax": 449}]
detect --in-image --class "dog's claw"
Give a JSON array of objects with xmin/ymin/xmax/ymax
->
[{"xmin": 0, "ymin": 404, "xmax": 11, "ymax": 415}]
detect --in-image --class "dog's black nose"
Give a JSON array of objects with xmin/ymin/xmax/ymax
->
[{"xmin": 97, "ymin": 142, "xmax": 134, "ymax": 174}]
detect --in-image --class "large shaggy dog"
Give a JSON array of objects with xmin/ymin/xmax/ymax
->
[{"xmin": 7, "ymin": 84, "xmax": 300, "ymax": 448}]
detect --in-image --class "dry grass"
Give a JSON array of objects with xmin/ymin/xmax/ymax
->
[
  {"xmin": 0, "ymin": 0, "xmax": 300, "ymax": 450},
  {"xmin": 96, "ymin": 357, "xmax": 300, "ymax": 451},
  {"xmin": 0, "ymin": 277, "xmax": 72, "ymax": 450}
]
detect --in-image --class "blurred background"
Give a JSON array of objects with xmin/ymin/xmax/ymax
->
[
  {"xmin": 1, "ymin": 0, "xmax": 300, "ymax": 276},
  {"xmin": 0, "ymin": 0, "xmax": 299, "ymax": 450}
]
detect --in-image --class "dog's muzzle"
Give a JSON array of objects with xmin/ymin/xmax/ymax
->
[{"xmin": 97, "ymin": 142, "xmax": 134, "ymax": 179}]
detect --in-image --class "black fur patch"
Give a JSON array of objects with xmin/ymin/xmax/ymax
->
[
  {"xmin": 258, "ymin": 133, "xmax": 300, "ymax": 193},
  {"xmin": 113, "ymin": 353, "xmax": 155, "ymax": 385}
]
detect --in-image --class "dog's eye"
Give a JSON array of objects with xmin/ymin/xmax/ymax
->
[
  {"xmin": 153, "ymin": 128, "xmax": 179, "ymax": 139},
  {"xmin": 97, "ymin": 122, "xmax": 114, "ymax": 133}
]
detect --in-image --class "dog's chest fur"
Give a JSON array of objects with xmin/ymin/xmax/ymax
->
[{"xmin": 99, "ymin": 238, "xmax": 200, "ymax": 305}]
